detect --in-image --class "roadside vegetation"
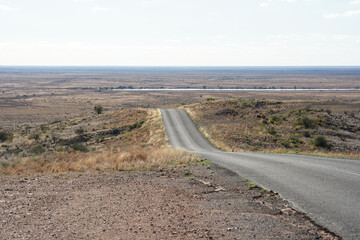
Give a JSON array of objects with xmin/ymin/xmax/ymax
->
[
  {"xmin": 183, "ymin": 98, "xmax": 360, "ymax": 159},
  {"xmin": 0, "ymin": 108, "xmax": 197, "ymax": 174}
]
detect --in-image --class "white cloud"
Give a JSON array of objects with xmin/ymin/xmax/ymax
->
[
  {"xmin": 260, "ymin": 2, "xmax": 271, "ymax": 7},
  {"xmin": 0, "ymin": 4, "xmax": 18, "ymax": 11},
  {"xmin": 74, "ymin": 0, "xmax": 97, "ymax": 2},
  {"xmin": 92, "ymin": 6, "xmax": 112, "ymax": 11},
  {"xmin": 350, "ymin": 0, "xmax": 360, "ymax": 4},
  {"xmin": 272, "ymin": 33, "xmax": 360, "ymax": 42},
  {"xmin": 259, "ymin": 0, "xmax": 301, "ymax": 7},
  {"xmin": 1, "ymin": 39, "xmax": 359, "ymax": 66},
  {"xmin": 324, "ymin": 9, "xmax": 360, "ymax": 18}
]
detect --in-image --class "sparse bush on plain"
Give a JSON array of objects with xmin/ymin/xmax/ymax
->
[
  {"xmin": 280, "ymin": 141, "xmax": 291, "ymax": 148},
  {"xmin": 0, "ymin": 159, "xmax": 12, "ymax": 168},
  {"xmin": 303, "ymin": 131, "xmax": 311, "ymax": 138},
  {"xmin": 297, "ymin": 116, "xmax": 315, "ymax": 129},
  {"xmin": 241, "ymin": 99, "xmax": 261, "ymax": 109},
  {"xmin": 267, "ymin": 127, "xmax": 276, "ymax": 135},
  {"xmin": 313, "ymin": 136, "xmax": 329, "ymax": 148},
  {"xmin": 29, "ymin": 133, "xmax": 40, "ymax": 141},
  {"xmin": 40, "ymin": 124, "xmax": 48, "ymax": 132},
  {"xmin": 94, "ymin": 105, "xmax": 104, "ymax": 114},
  {"xmin": 0, "ymin": 131, "xmax": 13, "ymax": 142},
  {"xmin": 75, "ymin": 127, "xmax": 85, "ymax": 135},
  {"xmin": 32, "ymin": 145, "xmax": 46, "ymax": 154},
  {"xmin": 269, "ymin": 114, "xmax": 284, "ymax": 124},
  {"xmin": 71, "ymin": 143, "xmax": 89, "ymax": 152}
]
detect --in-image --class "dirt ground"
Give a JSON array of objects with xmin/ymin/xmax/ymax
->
[
  {"xmin": 1, "ymin": 89, "xmax": 359, "ymax": 130},
  {"xmin": 1, "ymin": 66, "xmax": 360, "ymax": 129},
  {"xmin": 0, "ymin": 163, "xmax": 337, "ymax": 240},
  {"xmin": 183, "ymin": 98, "xmax": 360, "ymax": 159}
]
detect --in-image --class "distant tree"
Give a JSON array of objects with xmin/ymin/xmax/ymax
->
[{"xmin": 94, "ymin": 105, "xmax": 103, "ymax": 114}]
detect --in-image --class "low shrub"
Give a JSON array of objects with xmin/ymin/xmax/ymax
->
[
  {"xmin": 75, "ymin": 127, "xmax": 85, "ymax": 134},
  {"xmin": 303, "ymin": 131, "xmax": 311, "ymax": 138},
  {"xmin": 313, "ymin": 136, "xmax": 329, "ymax": 148},
  {"xmin": 29, "ymin": 133, "xmax": 40, "ymax": 141},
  {"xmin": 71, "ymin": 143, "xmax": 89, "ymax": 152},
  {"xmin": 32, "ymin": 145, "xmax": 46, "ymax": 154},
  {"xmin": 297, "ymin": 116, "xmax": 315, "ymax": 129},
  {"xmin": 269, "ymin": 114, "xmax": 284, "ymax": 124},
  {"xmin": 280, "ymin": 141, "xmax": 291, "ymax": 148},
  {"xmin": 267, "ymin": 127, "xmax": 277, "ymax": 135},
  {"xmin": 94, "ymin": 105, "xmax": 104, "ymax": 114},
  {"xmin": 0, "ymin": 131, "xmax": 13, "ymax": 142},
  {"xmin": 0, "ymin": 159, "xmax": 12, "ymax": 168}
]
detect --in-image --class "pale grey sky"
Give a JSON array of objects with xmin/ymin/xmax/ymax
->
[{"xmin": 0, "ymin": 0, "xmax": 359, "ymax": 66}]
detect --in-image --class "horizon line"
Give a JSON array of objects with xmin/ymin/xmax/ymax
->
[{"xmin": 1, "ymin": 65, "xmax": 360, "ymax": 68}]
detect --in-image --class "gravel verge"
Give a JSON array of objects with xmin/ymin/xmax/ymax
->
[{"xmin": 0, "ymin": 163, "xmax": 338, "ymax": 239}]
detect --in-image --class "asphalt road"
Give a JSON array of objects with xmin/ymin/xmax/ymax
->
[{"xmin": 161, "ymin": 109, "xmax": 360, "ymax": 240}]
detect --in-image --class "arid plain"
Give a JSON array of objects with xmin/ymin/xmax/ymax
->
[{"xmin": 1, "ymin": 66, "xmax": 359, "ymax": 239}]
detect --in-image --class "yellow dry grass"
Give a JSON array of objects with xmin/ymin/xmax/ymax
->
[
  {"xmin": 1, "ymin": 148, "xmax": 197, "ymax": 175},
  {"xmin": 0, "ymin": 108, "xmax": 198, "ymax": 175},
  {"xmin": 145, "ymin": 108, "xmax": 168, "ymax": 148},
  {"xmin": 183, "ymin": 99, "xmax": 360, "ymax": 159},
  {"xmin": 258, "ymin": 148, "xmax": 360, "ymax": 160}
]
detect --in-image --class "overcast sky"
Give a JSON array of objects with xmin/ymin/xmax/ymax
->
[{"xmin": 0, "ymin": 0, "xmax": 359, "ymax": 66}]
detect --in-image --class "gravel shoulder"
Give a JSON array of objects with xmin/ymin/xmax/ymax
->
[{"xmin": 0, "ymin": 163, "xmax": 337, "ymax": 240}]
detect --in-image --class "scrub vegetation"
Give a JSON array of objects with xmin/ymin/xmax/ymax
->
[
  {"xmin": 0, "ymin": 108, "xmax": 197, "ymax": 174},
  {"xmin": 184, "ymin": 98, "xmax": 360, "ymax": 159}
]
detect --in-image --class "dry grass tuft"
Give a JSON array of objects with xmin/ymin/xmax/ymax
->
[
  {"xmin": 0, "ymin": 148, "xmax": 196, "ymax": 175},
  {"xmin": 183, "ymin": 98, "xmax": 360, "ymax": 159},
  {"xmin": 0, "ymin": 108, "xmax": 197, "ymax": 175}
]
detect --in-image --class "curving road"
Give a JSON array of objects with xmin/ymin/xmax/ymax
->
[{"xmin": 161, "ymin": 109, "xmax": 360, "ymax": 240}]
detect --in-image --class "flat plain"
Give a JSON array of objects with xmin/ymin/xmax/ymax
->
[
  {"xmin": 1, "ymin": 66, "xmax": 359, "ymax": 129},
  {"xmin": 1, "ymin": 66, "xmax": 359, "ymax": 239}
]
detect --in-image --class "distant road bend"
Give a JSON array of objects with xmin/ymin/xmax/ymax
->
[{"xmin": 161, "ymin": 109, "xmax": 360, "ymax": 240}]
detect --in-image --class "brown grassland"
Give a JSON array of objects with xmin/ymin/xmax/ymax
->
[
  {"xmin": 0, "ymin": 68, "xmax": 354, "ymax": 239},
  {"xmin": 1, "ymin": 67, "xmax": 359, "ymax": 172},
  {"xmin": 0, "ymin": 108, "xmax": 197, "ymax": 174},
  {"xmin": 183, "ymin": 98, "xmax": 360, "ymax": 159}
]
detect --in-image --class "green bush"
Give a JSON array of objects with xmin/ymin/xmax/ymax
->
[
  {"xmin": 267, "ymin": 127, "xmax": 276, "ymax": 135},
  {"xmin": 313, "ymin": 136, "xmax": 329, "ymax": 148},
  {"xmin": 94, "ymin": 105, "xmax": 104, "ymax": 114},
  {"xmin": 75, "ymin": 127, "xmax": 85, "ymax": 134},
  {"xmin": 0, "ymin": 131, "xmax": 13, "ymax": 142},
  {"xmin": 32, "ymin": 145, "xmax": 46, "ymax": 154},
  {"xmin": 0, "ymin": 159, "xmax": 12, "ymax": 168},
  {"xmin": 29, "ymin": 133, "xmax": 40, "ymax": 141},
  {"xmin": 269, "ymin": 114, "xmax": 283, "ymax": 124},
  {"xmin": 297, "ymin": 116, "xmax": 315, "ymax": 129},
  {"xmin": 71, "ymin": 143, "xmax": 89, "ymax": 152},
  {"xmin": 280, "ymin": 141, "xmax": 291, "ymax": 148},
  {"xmin": 303, "ymin": 131, "xmax": 311, "ymax": 138}
]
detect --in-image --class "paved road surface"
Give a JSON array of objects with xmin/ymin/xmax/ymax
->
[{"xmin": 161, "ymin": 109, "xmax": 360, "ymax": 240}]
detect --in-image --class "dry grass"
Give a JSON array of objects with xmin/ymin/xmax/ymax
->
[
  {"xmin": 0, "ymin": 108, "xmax": 198, "ymax": 175},
  {"xmin": 258, "ymin": 148, "xmax": 360, "ymax": 160},
  {"xmin": 184, "ymin": 98, "xmax": 360, "ymax": 159},
  {"xmin": 0, "ymin": 148, "xmax": 197, "ymax": 175}
]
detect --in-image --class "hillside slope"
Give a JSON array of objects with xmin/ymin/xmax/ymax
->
[{"xmin": 184, "ymin": 98, "xmax": 360, "ymax": 159}]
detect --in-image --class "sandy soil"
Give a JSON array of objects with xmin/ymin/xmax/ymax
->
[{"xmin": 0, "ymin": 163, "xmax": 337, "ymax": 240}]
